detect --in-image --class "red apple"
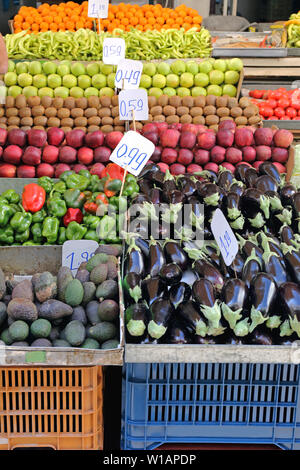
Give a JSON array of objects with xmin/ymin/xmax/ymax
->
[
  {"xmin": 47, "ymin": 127, "xmax": 65, "ymax": 146},
  {"xmin": 89, "ymin": 162, "xmax": 105, "ymax": 177},
  {"xmin": 7, "ymin": 129, "xmax": 26, "ymax": 147},
  {"xmin": 27, "ymin": 128, "xmax": 47, "ymax": 147},
  {"xmin": 22, "ymin": 146, "xmax": 41, "ymax": 166},
  {"xmin": 54, "ymin": 163, "xmax": 71, "ymax": 178},
  {"xmin": 94, "ymin": 146, "xmax": 111, "ymax": 163},
  {"xmin": 72, "ymin": 163, "xmax": 88, "ymax": 173},
  {"xmin": 66, "ymin": 128, "xmax": 85, "ymax": 148},
  {"xmin": 105, "ymin": 131, "xmax": 124, "ymax": 150},
  {"xmin": 160, "ymin": 129, "xmax": 180, "ymax": 148},
  {"xmin": 0, "ymin": 128, "xmax": 7, "ymax": 146},
  {"xmin": 42, "ymin": 145, "xmax": 59, "ymax": 164},
  {"xmin": 36, "ymin": 163, "xmax": 55, "ymax": 178},
  {"xmin": 0, "ymin": 163, "xmax": 16, "ymax": 177},
  {"xmin": 3, "ymin": 145, "xmax": 23, "ymax": 165},
  {"xmin": 77, "ymin": 147, "xmax": 94, "ymax": 165},
  {"xmin": 17, "ymin": 165, "xmax": 36, "ymax": 178},
  {"xmin": 85, "ymin": 130, "xmax": 104, "ymax": 148},
  {"xmin": 59, "ymin": 146, "xmax": 77, "ymax": 163}
]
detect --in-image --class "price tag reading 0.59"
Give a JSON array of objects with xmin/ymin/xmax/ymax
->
[
  {"xmin": 115, "ymin": 59, "xmax": 143, "ymax": 89},
  {"xmin": 102, "ymin": 38, "xmax": 125, "ymax": 65},
  {"xmin": 118, "ymin": 89, "xmax": 148, "ymax": 121}
]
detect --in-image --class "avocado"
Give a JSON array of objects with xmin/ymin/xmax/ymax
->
[
  {"xmin": 86, "ymin": 300, "xmax": 101, "ymax": 325},
  {"xmin": 11, "ymin": 341, "xmax": 29, "ymax": 347},
  {"xmin": 82, "ymin": 282, "xmax": 96, "ymax": 305},
  {"xmin": 0, "ymin": 328, "xmax": 13, "ymax": 345},
  {"xmin": 90, "ymin": 264, "xmax": 108, "ymax": 285},
  {"xmin": 95, "ymin": 244, "xmax": 122, "ymax": 257},
  {"xmin": 86, "ymin": 253, "xmax": 108, "ymax": 272},
  {"xmin": 53, "ymin": 339, "xmax": 70, "ymax": 347},
  {"xmin": 31, "ymin": 338, "xmax": 52, "ymax": 347},
  {"xmin": 0, "ymin": 301, "xmax": 7, "ymax": 327},
  {"xmin": 87, "ymin": 321, "xmax": 117, "ymax": 343},
  {"xmin": 31, "ymin": 272, "xmax": 57, "ymax": 302},
  {"xmin": 38, "ymin": 299, "xmax": 73, "ymax": 320},
  {"xmin": 101, "ymin": 339, "xmax": 119, "ymax": 350},
  {"xmin": 64, "ymin": 279, "xmax": 84, "ymax": 307},
  {"xmin": 64, "ymin": 320, "xmax": 86, "ymax": 346},
  {"xmin": 7, "ymin": 298, "xmax": 38, "ymax": 322},
  {"xmin": 75, "ymin": 269, "xmax": 90, "ymax": 283},
  {"xmin": 81, "ymin": 338, "xmax": 100, "ymax": 349},
  {"xmin": 57, "ymin": 266, "xmax": 73, "ymax": 302},
  {"xmin": 98, "ymin": 299, "xmax": 119, "ymax": 322},
  {"xmin": 96, "ymin": 280, "xmax": 118, "ymax": 300},
  {"xmin": 30, "ymin": 319, "xmax": 52, "ymax": 338},
  {"xmin": 12, "ymin": 279, "xmax": 34, "ymax": 301},
  {"xmin": 107, "ymin": 261, "xmax": 118, "ymax": 280},
  {"xmin": 0, "ymin": 267, "xmax": 6, "ymax": 300},
  {"xmin": 49, "ymin": 326, "xmax": 60, "ymax": 341},
  {"xmin": 71, "ymin": 306, "xmax": 87, "ymax": 325},
  {"xmin": 9, "ymin": 320, "xmax": 29, "ymax": 341}
]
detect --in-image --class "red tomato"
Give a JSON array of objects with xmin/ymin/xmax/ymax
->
[
  {"xmin": 272, "ymin": 90, "xmax": 283, "ymax": 101},
  {"xmin": 277, "ymin": 87, "xmax": 288, "ymax": 93},
  {"xmin": 266, "ymin": 99, "xmax": 277, "ymax": 109},
  {"xmin": 290, "ymin": 90, "xmax": 300, "ymax": 110},
  {"xmin": 249, "ymin": 89, "xmax": 265, "ymax": 99},
  {"xmin": 286, "ymin": 107, "xmax": 297, "ymax": 119},
  {"xmin": 262, "ymin": 105, "xmax": 274, "ymax": 117},
  {"xmin": 278, "ymin": 98, "xmax": 290, "ymax": 109},
  {"xmin": 299, "ymin": 109, "xmax": 300, "ymax": 116},
  {"xmin": 274, "ymin": 107, "xmax": 285, "ymax": 118},
  {"xmin": 280, "ymin": 116, "xmax": 290, "ymax": 120},
  {"xmin": 294, "ymin": 117, "xmax": 300, "ymax": 120}
]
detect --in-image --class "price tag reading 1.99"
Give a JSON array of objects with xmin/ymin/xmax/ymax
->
[
  {"xmin": 103, "ymin": 38, "xmax": 125, "ymax": 65},
  {"xmin": 109, "ymin": 131, "xmax": 155, "ymax": 176},
  {"xmin": 62, "ymin": 240, "xmax": 99, "ymax": 274},
  {"xmin": 211, "ymin": 208, "xmax": 238, "ymax": 266},
  {"xmin": 115, "ymin": 59, "xmax": 143, "ymax": 90},
  {"xmin": 119, "ymin": 89, "xmax": 148, "ymax": 121},
  {"xmin": 88, "ymin": 0, "xmax": 108, "ymax": 18}
]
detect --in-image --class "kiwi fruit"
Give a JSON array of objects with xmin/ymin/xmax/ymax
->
[
  {"xmin": 227, "ymin": 97, "xmax": 238, "ymax": 109},
  {"xmin": 101, "ymin": 124, "xmax": 114, "ymax": 133},
  {"xmin": 7, "ymin": 116, "xmax": 20, "ymax": 126},
  {"xmin": 52, "ymin": 97, "xmax": 64, "ymax": 109},
  {"xmin": 180, "ymin": 114, "xmax": 192, "ymax": 124},
  {"xmin": 27, "ymin": 96, "xmax": 40, "ymax": 107},
  {"xmin": 115, "ymin": 125, "xmax": 125, "ymax": 132},
  {"xmin": 182, "ymin": 96, "xmax": 194, "ymax": 108},
  {"xmin": 0, "ymin": 117, "xmax": 7, "ymax": 123},
  {"xmin": 190, "ymin": 107, "xmax": 203, "ymax": 117},
  {"xmin": 111, "ymin": 106, "xmax": 119, "ymax": 117},
  {"xmin": 153, "ymin": 114, "xmax": 165, "ymax": 122},
  {"xmin": 248, "ymin": 115, "xmax": 261, "ymax": 125},
  {"xmin": 7, "ymin": 125, "xmax": 19, "ymax": 131},
  {"xmin": 217, "ymin": 107, "xmax": 230, "ymax": 117},
  {"xmin": 101, "ymin": 116, "xmax": 113, "ymax": 126},
  {"xmin": 61, "ymin": 118, "xmax": 74, "ymax": 128},
  {"xmin": 99, "ymin": 96, "xmax": 111, "ymax": 107},
  {"xmin": 194, "ymin": 96, "xmax": 206, "ymax": 108},
  {"xmin": 205, "ymin": 115, "xmax": 219, "ymax": 126},
  {"xmin": 111, "ymin": 95, "xmax": 119, "ymax": 107},
  {"xmin": 74, "ymin": 117, "xmax": 88, "ymax": 127},
  {"xmin": 166, "ymin": 115, "xmax": 180, "ymax": 124},
  {"xmin": 88, "ymin": 116, "xmax": 101, "ymax": 126},
  {"xmin": 0, "ymin": 123, "xmax": 7, "ymax": 129},
  {"xmin": 220, "ymin": 116, "xmax": 234, "ymax": 122},
  {"xmin": 15, "ymin": 95, "xmax": 27, "ymax": 109},
  {"xmin": 98, "ymin": 108, "xmax": 111, "ymax": 118},
  {"xmin": 32, "ymin": 105, "xmax": 45, "ymax": 117},
  {"xmin": 64, "ymin": 97, "xmax": 75, "ymax": 109},
  {"xmin": 209, "ymin": 124, "xmax": 219, "ymax": 132},
  {"xmin": 76, "ymin": 97, "xmax": 88, "ymax": 109},
  {"xmin": 148, "ymin": 96, "xmax": 157, "ymax": 107},
  {"xmin": 88, "ymin": 96, "xmax": 99, "ymax": 108},
  {"xmin": 239, "ymin": 97, "xmax": 251, "ymax": 109},
  {"xmin": 61, "ymin": 126, "xmax": 72, "ymax": 134},
  {"xmin": 206, "ymin": 95, "xmax": 216, "ymax": 106},
  {"xmin": 157, "ymin": 95, "xmax": 169, "ymax": 107},
  {"xmin": 177, "ymin": 106, "xmax": 189, "ymax": 116},
  {"xmin": 113, "ymin": 116, "xmax": 122, "ymax": 126},
  {"xmin": 87, "ymin": 125, "xmax": 100, "ymax": 133},
  {"xmin": 57, "ymin": 108, "xmax": 70, "ymax": 119},
  {"xmin": 45, "ymin": 107, "xmax": 57, "ymax": 118},
  {"xmin": 169, "ymin": 96, "xmax": 181, "ymax": 107},
  {"xmin": 230, "ymin": 107, "xmax": 243, "ymax": 118},
  {"xmin": 0, "ymin": 108, "xmax": 4, "ymax": 117},
  {"xmin": 203, "ymin": 105, "xmax": 216, "ymax": 116},
  {"xmin": 6, "ymin": 108, "xmax": 18, "ymax": 117},
  {"xmin": 19, "ymin": 107, "xmax": 31, "ymax": 118},
  {"xmin": 163, "ymin": 105, "xmax": 176, "ymax": 116},
  {"xmin": 41, "ymin": 96, "xmax": 52, "ymax": 108},
  {"xmin": 20, "ymin": 117, "xmax": 33, "ymax": 127},
  {"xmin": 243, "ymin": 106, "xmax": 257, "ymax": 118},
  {"xmin": 235, "ymin": 116, "xmax": 248, "ymax": 126},
  {"xmin": 193, "ymin": 115, "xmax": 205, "ymax": 125},
  {"xmin": 84, "ymin": 107, "xmax": 98, "ymax": 118},
  {"xmin": 5, "ymin": 96, "xmax": 15, "ymax": 108},
  {"xmin": 150, "ymin": 105, "xmax": 162, "ymax": 116},
  {"xmin": 74, "ymin": 126, "xmax": 87, "ymax": 133},
  {"xmin": 216, "ymin": 96, "xmax": 228, "ymax": 108},
  {"xmin": 47, "ymin": 117, "xmax": 61, "ymax": 127},
  {"xmin": 145, "ymin": 114, "xmax": 153, "ymax": 122},
  {"xmin": 34, "ymin": 116, "xmax": 47, "ymax": 127},
  {"xmin": 71, "ymin": 108, "xmax": 84, "ymax": 118}
]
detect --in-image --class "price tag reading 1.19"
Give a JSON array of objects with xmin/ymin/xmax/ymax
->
[
  {"xmin": 115, "ymin": 59, "xmax": 143, "ymax": 89},
  {"xmin": 211, "ymin": 208, "xmax": 238, "ymax": 266},
  {"xmin": 62, "ymin": 240, "xmax": 99, "ymax": 274},
  {"xmin": 103, "ymin": 38, "xmax": 125, "ymax": 65},
  {"xmin": 119, "ymin": 89, "xmax": 148, "ymax": 121},
  {"xmin": 88, "ymin": 0, "xmax": 108, "ymax": 18},
  {"xmin": 109, "ymin": 131, "xmax": 155, "ymax": 176}
]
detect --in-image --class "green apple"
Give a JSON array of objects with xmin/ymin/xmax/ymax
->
[
  {"xmin": 177, "ymin": 87, "xmax": 191, "ymax": 97},
  {"xmin": 57, "ymin": 64, "xmax": 71, "ymax": 76},
  {"xmin": 70, "ymin": 86, "xmax": 84, "ymax": 98},
  {"xmin": 62, "ymin": 74, "xmax": 77, "ymax": 88},
  {"xmin": 71, "ymin": 63, "xmax": 86, "ymax": 77},
  {"xmin": 38, "ymin": 87, "xmax": 54, "ymax": 97},
  {"xmin": 163, "ymin": 87, "xmax": 176, "ymax": 96},
  {"xmin": 152, "ymin": 74, "xmax": 166, "ymax": 89},
  {"xmin": 199, "ymin": 61, "xmax": 212, "ymax": 74},
  {"xmin": 140, "ymin": 74, "xmax": 152, "ymax": 89},
  {"xmin": 54, "ymin": 86, "xmax": 69, "ymax": 98},
  {"xmin": 0, "ymin": 85, "xmax": 7, "ymax": 102},
  {"xmin": 166, "ymin": 73, "xmax": 180, "ymax": 88},
  {"xmin": 213, "ymin": 59, "xmax": 227, "ymax": 72},
  {"xmin": 28, "ymin": 61, "xmax": 42, "ymax": 75},
  {"xmin": 18, "ymin": 73, "xmax": 33, "ymax": 87},
  {"xmin": 23, "ymin": 86, "xmax": 38, "ymax": 97},
  {"xmin": 209, "ymin": 70, "xmax": 224, "ymax": 85},
  {"xmin": 99, "ymin": 87, "xmax": 114, "ymax": 97},
  {"xmin": 180, "ymin": 72, "xmax": 194, "ymax": 88},
  {"xmin": 191, "ymin": 86, "xmax": 207, "ymax": 97},
  {"xmin": 206, "ymin": 84, "xmax": 222, "ymax": 96},
  {"xmin": 222, "ymin": 84, "xmax": 237, "ymax": 97},
  {"xmin": 33, "ymin": 74, "xmax": 47, "ymax": 88},
  {"xmin": 7, "ymin": 60, "xmax": 15, "ymax": 72},
  {"xmin": 16, "ymin": 62, "xmax": 28, "ymax": 74},
  {"xmin": 4, "ymin": 72, "xmax": 17, "ymax": 86},
  {"xmin": 107, "ymin": 73, "xmax": 116, "ymax": 89},
  {"xmin": 78, "ymin": 75, "xmax": 92, "ymax": 89},
  {"xmin": 84, "ymin": 87, "xmax": 99, "ymax": 98},
  {"xmin": 228, "ymin": 58, "xmax": 243, "ymax": 72},
  {"xmin": 194, "ymin": 73, "xmax": 209, "ymax": 87},
  {"xmin": 86, "ymin": 63, "xmax": 99, "ymax": 77},
  {"xmin": 8, "ymin": 85, "xmax": 22, "ymax": 97},
  {"xmin": 47, "ymin": 74, "xmax": 62, "ymax": 88},
  {"xmin": 100, "ymin": 63, "xmax": 113, "ymax": 75},
  {"xmin": 156, "ymin": 62, "xmax": 171, "ymax": 76},
  {"xmin": 171, "ymin": 60, "xmax": 186, "ymax": 75},
  {"xmin": 143, "ymin": 63, "xmax": 156, "ymax": 76},
  {"xmin": 148, "ymin": 87, "xmax": 163, "ymax": 98},
  {"xmin": 186, "ymin": 61, "xmax": 199, "ymax": 75},
  {"xmin": 224, "ymin": 70, "xmax": 239, "ymax": 85},
  {"xmin": 42, "ymin": 62, "xmax": 57, "ymax": 75},
  {"xmin": 92, "ymin": 73, "xmax": 107, "ymax": 89}
]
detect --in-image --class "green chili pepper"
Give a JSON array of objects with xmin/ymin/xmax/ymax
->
[
  {"xmin": 59, "ymin": 170, "xmax": 75, "ymax": 182},
  {"xmin": 64, "ymin": 188, "xmax": 86, "ymax": 209},
  {"xmin": 47, "ymin": 197, "xmax": 67, "ymax": 218},
  {"xmin": 42, "ymin": 217, "xmax": 59, "ymax": 244},
  {"xmin": 0, "ymin": 226, "xmax": 14, "ymax": 244},
  {"xmin": 65, "ymin": 174, "xmax": 90, "ymax": 191},
  {"xmin": 32, "ymin": 209, "xmax": 47, "ymax": 223},
  {"xmin": 38, "ymin": 176, "xmax": 54, "ymax": 194},
  {"xmin": 31, "ymin": 222, "xmax": 43, "ymax": 243},
  {"xmin": 9, "ymin": 210, "xmax": 32, "ymax": 233},
  {"xmin": 15, "ymin": 228, "xmax": 30, "ymax": 243},
  {"xmin": 58, "ymin": 227, "xmax": 67, "ymax": 245},
  {"xmin": 66, "ymin": 221, "xmax": 87, "ymax": 240},
  {"xmin": 1, "ymin": 189, "xmax": 20, "ymax": 204}
]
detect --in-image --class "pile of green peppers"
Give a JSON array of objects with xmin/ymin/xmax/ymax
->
[{"xmin": 0, "ymin": 169, "xmax": 139, "ymax": 246}]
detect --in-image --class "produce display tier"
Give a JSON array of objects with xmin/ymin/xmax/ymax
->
[
  {"xmin": 121, "ymin": 362, "xmax": 300, "ymax": 450},
  {"xmin": 0, "ymin": 365, "xmax": 103, "ymax": 450},
  {"xmin": 212, "ymin": 49, "xmax": 288, "ymax": 58}
]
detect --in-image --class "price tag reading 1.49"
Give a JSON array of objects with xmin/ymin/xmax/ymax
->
[
  {"xmin": 109, "ymin": 131, "xmax": 155, "ymax": 176},
  {"xmin": 211, "ymin": 208, "xmax": 238, "ymax": 266},
  {"xmin": 103, "ymin": 38, "xmax": 125, "ymax": 65},
  {"xmin": 118, "ymin": 89, "xmax": 148, "ymax": 121},
  {"xmin": 115, "ymin": 59, "xmax": 143, "ymax": 90},
  {"xmin": 62, "ymin": 240, "xmax": 99, "ymax": 274},
  {"xmin": 88, "ymin": 0, "xmax": 108, "ymax": 18}
]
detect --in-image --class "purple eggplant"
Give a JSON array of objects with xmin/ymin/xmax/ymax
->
[
  {"xmin": 226, "ymin": 252, "xmax": 245, "ymax": 278},
  {"xmin": 259, "ymin": 161, "xmax": 281, "ymax": 185},
  {"xmin": 260, "ymin": 233, "xmax": 287, "ymax": 286},
  {"xmin": 221, "ymin": 279, "xmax": 248, "ymax": 330},
  {"xmin": 280, "ymin": 225, "xmax": 295, "ymax": 247},
  {"xmin": 135, "ymin": 237, "xmax": 150, "ymax": 258},
  {"xmin": 235, "ymin": 163, "xmax": 253, "ymax": 183},
  {"xmin": 241, "ymin": 188, "xmax": 270, "ymax": 225},
  {"xmin": 280, "ymin": 183, "xmax": 296, "ymax": 207},
  {"xmin": 199, "ymin": 182, "xmax": 220, "ymax": 207},
  {"xmin": 249, "ymin": 273, "xmax": 277, "ymax": 333},
  {"xmin": 124, "ymin": 237, "xmax": 145, "ymax": 277},
  {"xmin": 167, "ymin": 323, "xmax": 192, "ymax": 344},
  {"xmin": 237, "ymin": 234, "xmax": 263, "ymax": 261},
  {"xmin": 229, "ymin": 181, "xmax": 245, "ymax": 197},
  {"xmin": 224, "ymin": 192, "xmax": 241, "ymax": 220},
  {"xmin": 159, "ymin": 263, "xmax": 182, "ymax": 285},
  {"xmin": 125, "ymin": 302, "xmax": 150, "ymax": 337},
  {"xmin": 123, "ymin": 272, "xmax": 142, "ymax": 303},
  {"xmin": 162, "ymin": 169, "xmax": 177, "ymax": 194},
  {"xmin": 217, "ymin": 169, "xmax": 235, "ymax": 191},
  {"xmin": 148, "ymin": 298, "xmax": 175, "ymax": 339},
  {"xmin": 139, "ymin": 178, "xmax": 153, "ymax": 195},
  {"xmin": 244, "ymin": 168, "xmax": 258, "ymax": 188},
  {"xmin": 193, "ymin": 258, "xmax": 224, "ymax": 293},
  {"xmin": 142, "ymin": 277, "xmax": 167, "ymax": 307},
  {"xmin": 131, "ymin": 194, "xmax": 152, "ymax": 205},
  {"xmin": 242, "ymin": 248, "xmax": 262, "ymax": 289},
  {"xmin": 281, "ymin": 245, "xmax": 300, "ymax": 284},
  {"xmin": 279, "ymin": 282, "xmax": 300, "ymax": 338},
  {"xmin": 180, "ymin": 180, "xmax": 197, "ymax": 198},
  {"xmin": 192, "ymin": 279, "xmax": 224, "ymax": 336},
  {"xmin": 149, "ymin": 188, "xmax": 162, "ymax": 205},
  {"xmin": 149, "ymin": 237, "xmax": 165, "ymax": 277},
  {"xmin": 176, "ymin": 300, "xmax": 208, "ymax": 337},
  {"xmin": 169, "ymin": 282, "xmax": 191, "ymax": 309},
  {"xmin": 164, "ymin": 240, "xmax": 188, "ymax": 270},
  {"xmin": 225, "ymin": 334, "xmax": 245, "ymax": 345},
  {"xmin": 255, "ymin": 175, "xmax": 278, "ymax": 193},
  {"xmin": 138, "ymin": 163, "xmax": 160, "ymax": 180},
  {"xmin": 194, "ymin": 336, "xmax": 217, "ymax": 344},
  {"xmin": 251, "ymin": 329, "xmax": 273, "ymax": 345}
]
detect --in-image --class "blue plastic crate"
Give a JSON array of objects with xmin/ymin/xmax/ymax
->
[{"xmin": 121, "ymin": 363, "xmax": 300, "ymax": 450}]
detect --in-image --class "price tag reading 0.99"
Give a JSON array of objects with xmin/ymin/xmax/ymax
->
[
  {"xmin": 115, "ymin": 59, "xmax": 143, "ymax": 89},
  {"xmin": 109, "ymin": 131, "xmax": 155, "ymax": 176},
  {"xmin": 119, "ymin": 89, "xmax": 148, "ymax": 121}
]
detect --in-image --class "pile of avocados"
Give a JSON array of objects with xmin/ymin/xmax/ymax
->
[{"xmin": 0, "ymin": 244, "xmax": 121, "ymax": 350}]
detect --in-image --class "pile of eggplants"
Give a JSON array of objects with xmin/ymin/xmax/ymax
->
[{"xmin": 124, "ymin": 162, "xmax": 300, "ymax": 345}]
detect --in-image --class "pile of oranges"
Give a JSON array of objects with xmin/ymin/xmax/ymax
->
[{"xmin": 13, "ymin": 2, "xmax": 202, "ymax": 34}]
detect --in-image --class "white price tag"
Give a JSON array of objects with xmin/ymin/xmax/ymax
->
[
  {"xmin": 109, "ymin": 131, "xmax": 154, "ymax": 176},
  {"xmin": 115, "ymin": 59, "xmax": 143, "ymax": 89},
  {"xmin": 88, "ymin": 0, "xmax": 108, "ymax": 18},
  {"xmin": 103, "ymin": 38, "xmax": 125, "ymax": 65},
  {"xmin": 211, "ymin": 209, "xmax": 238, "ymax": 266},
  {"xmin": 119, "ymin": 89, "xmax": 148, "ymax": 121},
  {"xmin": 62, "ymin": 240, "xmax": 99, "ymax": 274}
]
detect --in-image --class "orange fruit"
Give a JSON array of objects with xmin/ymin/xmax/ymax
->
[
  {"xmin": 130, "ymin": 17, "xmax": 138, "ymax": 26},
  {"xmin": 85, "ymin": 20, "xmax": 93, "ymax": 29},
  {"xmin": 148, "ymin": 17, "xmax": 155, "ymax": 25},
  {"xmin": 121, "ymin": 17, "xmax": 129, "ymax": 26},
  {"xmin": 58, "ymin": 24, "xmax": 66, "ymax": 31},
  {"xmin": 157, "ymin": 17, "xmax": 165, "ymax": 25},
  {"xmin": 184, "ymin": 16, "xmax": 193, "ymax": 23},
  {"xmin": 50, "ymin": 23, "xmax": 58, "ymax": 31},
  {"xmin": 76, "ymin": 21, "xmax": 84, "ymax": 29},
  {"xmin": 139, "ymin": 17, "xmax": 147, "ymax": 26},
  {"xmin": 22, "ymin": 21, "xmax": 30, "ymax": 29},
  {"xmin": 193, "ymin": 15, "xmax": 202, "ymax": 24},
  {"xmin": 25, "ymin": 17, "xmax": 34, "ymax": 25},
  {"xmin": 31, "ymin": 23, "xmax": 39, "ymax": 31},
  {"xmin": 145, "ymin": 11, "xmax": 154, "ymax": 18},
  {"xmin": 14, "ymin": 14, "xmax": 23, "ymax": 23},
  {"xmin": 65, "ymin": 21, "xmax": 75, "ymax": 30},
  {"xmin": 182, "ymin": 22, "xmax": 190, "ymax": 30}
]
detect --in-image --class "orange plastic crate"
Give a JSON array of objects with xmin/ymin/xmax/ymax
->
[{"xmin": 0, "ymin": 366, "xmax": 103, "ymax": 450}]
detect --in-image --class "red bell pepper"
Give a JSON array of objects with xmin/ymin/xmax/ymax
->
[
  {"xmin": 84, "ymin": 201, "xmax": 98, "ymax": 214},
  {"xmin": 63, "ymin": 208, "xmax": 83, "ymax": 227},
  {"xmin": 100, "ymin": 163, "xmax": 124, "ymax": 180},
  {"xmin": 22, "ymin": 183, "xmax": 46, "ymax": 213}
]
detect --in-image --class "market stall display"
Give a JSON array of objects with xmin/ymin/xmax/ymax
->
[
  {"xmin": 286, "ymin": 10, "xmax": 300, "ymax": 48},
  {"xmin": 249, "ymin": 88, "xmax": 300, "ymax": 121}
]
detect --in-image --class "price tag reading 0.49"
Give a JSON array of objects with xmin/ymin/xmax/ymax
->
[
  {"xmin": 118, "ymin": 89, "xmax": 148, "ymax": 121},
  {"xmin": 109, "ymin": 131, "xmax": 155, "ymax": 176},
  {"xmin": 115, "ymin": 59, "xmax": 143, "ymax": 89}
]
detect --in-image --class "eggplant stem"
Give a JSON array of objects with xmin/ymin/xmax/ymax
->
[
  {"xmin": 233, "ymin": 318, "xmax": 250, "ymax": 337},
  {"xmin": 207, "ymin": 324, "xmax": 226, "ymax": 337},
  {"xmin": 244, "ymin": 248, "xmax": 262, "ymax": 269},
  {"xmin": 260, "ymin": 195, "xmax": 270, "ymax": 219},
  {"xmin": 204, "ymin": 192, "xmax": 220, "ymax": 207},
  {"xmin": 227, "ymin": 207, "xmax": 241, "ymax": 220},
  {"xmin": 289, "ymin": 316, "xmax": 300, "ymax": 339},
  {"xmin": 249, "ymin": 212, "xmax": 265, "ymax": 228},
  {"xmin": 280, "ymin": 319, "xmax": 294, "ymax": 337},
  {"xmin": 249, "ymin": 306, "xmax": 268, "ymax": 333},
  {"xmin": 184, "ymin": 247, "xmax": 208, "ymax": 261},
  {"xmin": 129, "ymin": 286, "xmax": 142, "ymax": 303},
  {"xmin": 222, "ymin": 304, "xmax": 243, "ymax": 329},
  {"xmin": 195, "ymin": 320, "xmax": 209, "ymax": 337},
  {"xmin": 266, "ymin": 315, "xmax": 282, "ymax": 330},
  {"xmin": 200, "ymin": 301, "xmax": 222, "ymax": 329},
  {"xmin": 276, "ymin": 209, "xmax": 292, "ymax": 226},
  {"xmin": 163, "ymin": 169, "xmax": 174, "ymax": 182},
  {"xmin": 269, "ymin": 195, "xmax": 283, "ymax": 212},
  {"xmin": 127, "ymin": 319, "xmax": 146, "ymax": 337},
  {"xmin": 230, "ymin": 215, "xmax": 245, "ymax": 230},
  {"xmin": 147, "ymin": 320, "xmax": 167, "ymax": 340}
]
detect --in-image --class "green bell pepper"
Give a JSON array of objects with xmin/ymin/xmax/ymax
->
[
  {"xmin": 65, "ymin": 174, "xmax": 90, "ymax": 191},
  {"xmin": 97, "ymin": 215, "xmax": 117, "ymax": 241},
  {"xmin": 109, "ymin": 196, "xmax": 127, "ymax": 213},
  {"xmin": 58, "ymin": 227, "xmax": 67, "ymax": 245},
  {"xmin": 64, "ymin": 189, "xmax": 86, "ymax": 209},
  {"xmin": 31, "ymin": 223, "xmax": 43, "ymax": 243},
  {"xmin": 42, "ymin": 217, "xmax": 59, "ymax": 244},
  {"xmin": 84, "ymin": 229, "xmax": 99, "ymax": 241},
  {"xmin": 78, "ymin": 169, "xmax": 91, "ymax": 179},
  {"xmin": 32, "ymin": 209, "xmax": 47, "ymax": 224},
  {"xmin": 83, "ymin": 215, "xmax": 101, "ymax": 230},
  {"xmin": 52, "ymin": 181, "xmax": 66, "ymax": 194},
  {"xmin": 59, "ymin": 170, "xmax": 75, "ymax": 182},
  {"xmin": 0, "ymin": 203, "xmax": 14, "ymax": 227},
  {"xmin": 66, "ymin": 221, "xmax": 87, "ymax": 240},
  {"xmin": 15, "ymin": 228, "xmax": 30, "ymax": 243},
  {"xmin": 1, "ymin": 189, "xmax": 20, "ymax": 204},
  {"xmin": 47, "ymin": 197, "xmax": 67, "ymax": 218},
  {"xmin": 89, "ymin": 175, "xmax": 105, "ymax": 193},
  {"xmin": 9, "ymin": 210, "xmax": 32, "ymax": 233},
  {"xmin": 125, "ymin": 174, "xmax": 137, "ymax": 184},
  {"xmin": 122, "ymin": 182, "xmax": 139, "ymax": 198},
  {"xmin": 38, "ymin": 176, "xmax": 54, "ymax": 194},
  {"xmin": 0, "ymin": 226, "xmax": 14, "ymax": 244},
  {"xmin": 23, "ymin": 241, "xmax": 40, "ymax": 246}
]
